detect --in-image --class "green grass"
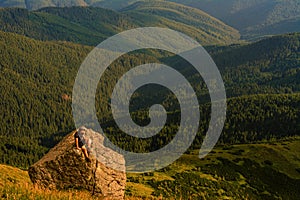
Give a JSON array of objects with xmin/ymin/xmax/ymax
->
[
  {"xmin": 0, "ymin": 164, "xmax": 96, "ymax": 199},
  {"xmin": 126, "ymin": 137, "xmax": 300, "ymax": 199},
  {"xmin": 1, "ymin": 138, "xmax": 300, "ymax": 199}
]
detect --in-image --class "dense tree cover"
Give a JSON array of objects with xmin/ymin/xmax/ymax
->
[
  {"xmin": 221, "ymin": 94, "xmax": 300, "ymax": 144},
  {"xmin": 103, "ymin": 93, "xmax": 300, "ymax": 153},
  {"xmin": 0, "ymin": 6, "xmax": 240, "ymax": 46},
  {"xmin": 0, "ymin": 7, "xmax": 134, "ymax": 46},
  {"xmin": 0, "ymin": 31, "xmax": 91, "ymax": 168},
  {"xmin": 0, "ymin": 30, "xmax": 299, "ymax": 168},
  {"xmin": 215, "ymin": 33, "xmax": 300, "ymax": 96}
]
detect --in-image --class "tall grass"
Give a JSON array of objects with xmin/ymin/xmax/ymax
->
[
  {"xmin": 0, "ymin": 165, "xmax": 156, "ymax": 200},
  {"xmin": 0, "ymin": 182, "xmax": 95, "ymax": 200}
]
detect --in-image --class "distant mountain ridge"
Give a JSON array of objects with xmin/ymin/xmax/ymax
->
[
  {"xmin": 169, "ymin": 0, "xmax": 300, "ymax": 39},
  {"xmin": 121, "ymin": 1, "xmax": 240, "ymax": 45},
  {"xmin": 0, "ymin": 6, "xmax": 240, "ymax": 45},
  {"xmin": 0, "ymin": 7, "xmax": 133, "ymax": 45},
  {"xmin": 0, "ymin": 0, "xmax": 126, "ymax": 10},
  {"xmin": 0, "ymin": 0, "xmax": 88, "ymax": 10},
  {"xmin": 1, "ymin": 0, "xmax": 299, "ymax": 40}
]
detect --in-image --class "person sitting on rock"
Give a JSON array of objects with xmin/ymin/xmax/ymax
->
[{"xmin": 74, "ymin": 126, "xmax": 91, "ymax": 162}]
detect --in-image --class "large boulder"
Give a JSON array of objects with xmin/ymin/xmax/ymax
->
[{"xmin": 28, "ymin": 128, "xmax": 126, "ymax": 200}]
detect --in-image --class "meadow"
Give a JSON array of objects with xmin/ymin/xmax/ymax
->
[{"xmin": 1, "ymin": 137, "xmax": 300, "ymax": 199}]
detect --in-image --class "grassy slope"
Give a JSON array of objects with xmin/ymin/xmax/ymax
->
[
  {"xmin": 91, "ymin": 0, "xmax": 137, "ymax": 10},
  {"xmin": 0, "ymin": 7, "xmax": 136, "ymax": 46},
  {"xmin": 0, "ymin": 164, "xmax": 99, "ymax": 199},
  {"xmin": 169, "ymin": 0, "xmax": 300, "ymax": 39},
  {"xmin": 0, "ymin": 5, "xmax": 240, "ymax": 46},
  {"xmin": 126, "ymin": 138, "xmax": 300, "ymax": 199},
  {"xmin": 121, "ymin": 0, "xmax": 240, "ymax": 45},
  {"xmin": 1, "ymin": 138, "xmax": 299, "ymax": 199}
]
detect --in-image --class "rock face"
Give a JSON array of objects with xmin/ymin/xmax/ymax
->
[{"xmin": 28, "ymin": 128, "xmax": 126, "ymax": 200}]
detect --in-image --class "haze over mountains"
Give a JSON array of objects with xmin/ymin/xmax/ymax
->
[
  {"xmin": 0, "ymin": 0, "xmax": 299, "ymax": 40},
  {"xmin": 170, "ymin": 0, "xmax": 300, "ymax": 39}
]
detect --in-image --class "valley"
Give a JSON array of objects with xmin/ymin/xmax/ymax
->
[{"xmin": 0, "ymin": 1, "xmax": 299, "ymax": 199}]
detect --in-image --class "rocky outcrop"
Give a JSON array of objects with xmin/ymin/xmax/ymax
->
[{"xmin": 28, "ymin": 128, "xmax": 126, "ymax": 200}]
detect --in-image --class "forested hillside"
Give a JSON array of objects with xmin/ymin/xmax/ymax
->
[
  {"xmin": 120, "ymin": 1, "xmax": 240, "ymax": 45},
  {"xmin": 0, "ymin": 30, "xmax": 299, "ymax": 168},
  {"xmin": 1, "ymin": 0, "xmax": 299, "ymax": 40},
  {"xmin": 0, "ymin": 7, "xmax": 135, "ymax": 45},
  {"xmin": 0, "ymin": 0, "xmax": 87, "ymax": 10},
  {"xmin": 169, "ymin": 0, "xmax": 300, "ymax": 39},
  {"xmin": 0, "ymin": 6, "xmax": 240, "ymax": 46},
  {"xmin": 0, "ymin": 31, "xmax": 91, "ymax": 167},
  {"xmin": 0, "ymin": 0, "xmax": 24, "ymax": 8},
  {"xmin": 214, "ymin": 33, "xmax": 300, "ymax": 96},
  {"xmin": 0, "ymin": 1, "xmax": 299, "ymax": 199},
  {"xmin": 103, "ymin": 93, "xmax": 300, "ymax": 154}
]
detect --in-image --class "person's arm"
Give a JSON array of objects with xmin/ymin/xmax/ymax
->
[
  {"xmin": 74, "ymin": 131, "xmax": 80, "ymax": 149},
  {"xmin": 75, "ymin": 138, "xmax": 80, "ymax": 149}
]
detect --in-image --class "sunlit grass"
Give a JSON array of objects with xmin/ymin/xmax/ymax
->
[
  {"xmin": 1, "ymin": 137, "xmax": 300, "ymax": 199},
  {"xmin": 0, "ymin": 168, "xmax": 95, "ymax": 200},
  {"xmin": 0, "ymin": 164, "xmax": 159, "ymax": 199}
]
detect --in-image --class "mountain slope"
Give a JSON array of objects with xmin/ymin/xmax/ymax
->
[
  {"xmin": 0, "ymin": 0, "xmax": 24, "ymax": 8},
  {"xmin": 0, "ymin": 30, "xmax": 300, "ymax": 168},
  {"xmin": 169, "ymin": 0, "xmax": 300, "ymax": 39},
  {"xmin": 120, "ymin": 1, "xmax": 240, "ymax": 45},
  {"xmin": 0, "ymin": 0, "xmax": 134, "ymax": 10},
  {"xmin": 1, "ymin": 138, "xmax": 300, "ymax": 199},
  {"xmin": 126, "ymin": 138, "xmax": 300, "ymax": 199},
  {"xmin": 0, "ymin": 7, "xmax": 137, "ymax": 45},
  {"xmin": 0, "ymin": 164, "xmax": 94, "ymax": 199},
  {"xmin": 0, "ymin": 0, "xmax": 88, "ymax": 10},
  {"xmin": 1, "ymin": 0, "xmax": 300, "ymax": 40},
  {"xmin": 0, "ymin": 6, "xmax": 240, "ymax": 46},
  {"xmin": 0, "ymin": 30, "xmax": 92, "ymax": 167},
  {"xmin": 213, "ymin": 33, "xmax": 300, "ymax": 96},
  {"xmin": 90, "ymin": 0, "xmax": 137, "ymax": 10}
]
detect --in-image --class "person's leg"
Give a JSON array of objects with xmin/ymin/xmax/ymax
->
[{"xmin": 81, "ymin": 146, "xmax": 89, "ymax": 158}]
